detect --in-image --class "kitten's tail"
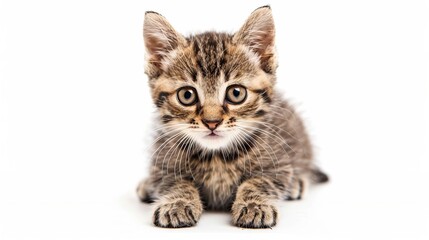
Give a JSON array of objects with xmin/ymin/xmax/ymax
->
[{"xmin": 310, "ymin": 168, "xmax": 329, "ymax": 184}]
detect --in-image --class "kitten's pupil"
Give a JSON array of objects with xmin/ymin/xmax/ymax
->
[
  {"xmin": 233, "ymin": 88, "xmax": 240, "ymax": 98},
  {"xmin": 184, "ymin": 90, "xmax": 192, "ymax": 99}
]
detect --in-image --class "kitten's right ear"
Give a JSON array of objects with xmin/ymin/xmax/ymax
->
[{"xmin": 143, "ymin": 11, "xmax": 186, "ymax": 76}]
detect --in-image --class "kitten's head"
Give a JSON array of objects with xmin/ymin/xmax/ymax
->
[{"xmin": 144, "ymin": 6, "xmax": 277, "ymax": 151}]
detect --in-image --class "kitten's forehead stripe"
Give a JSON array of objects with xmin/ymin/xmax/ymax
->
[{"xmin": 189, "ymin": 32, "xmax": 230, "ymax": 80}]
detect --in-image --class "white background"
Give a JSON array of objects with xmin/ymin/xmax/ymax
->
[{"xmin": 1, "ymin": 0, "xmax": 428, "ymax": 239}]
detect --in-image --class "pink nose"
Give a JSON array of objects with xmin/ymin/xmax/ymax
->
[{"xmin": 202, "ymin": 119, "xmax": 223, "ymax": 131}]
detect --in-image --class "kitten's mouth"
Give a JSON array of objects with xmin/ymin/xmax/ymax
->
[{"xmin": 204, "ymin": 131, "xmax": 222, "ymax": 138}]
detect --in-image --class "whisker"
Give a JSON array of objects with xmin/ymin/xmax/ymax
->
[
  {"xmin": 238, "ymin": 123, "xmax": 296, "ymax": 154},
  {"xmin": 230, "ymin": 130, "xmax": 250, "ymax": 175},
  {"xmin": 176, "ymin": 136, "xmax": 192, "ymax": 179},
  {"xmin": 184, "ymin": 136, "xmax": 196, "ymax": 180},
  {"xmin": 240, "ymin": 119, "xmax": 298, "ymax": 141},
  {"xmin": 144, "ymin": 125, "xmax": 189, "ymax": 151},
  {"xmin": 162, "ymin": 133, "xmax": 187, "ymax": 177},
  {"xmin": 152, "ymin": 130, "xmax": 185, "ymax": 174},
  {"xmin": 237, "ymin": 126, "xmax": 280, "ymax": 178},
  {"xmin": 235, "ymin": 130, "xmax": 264, "ymax": 175},
  {"xmin": 148, "ymin": 129, "xmax": 186, "ymax": 157},
  {"xmin": 236, "ymin": 125, "xmax": 293, "ymax": 164},
  {"xmin": 169, "ymin": 134, "xmax": 187, "ymax": 179}
]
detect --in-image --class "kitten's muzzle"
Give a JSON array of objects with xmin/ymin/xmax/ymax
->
[{"xmin": 201, "ymin": 118, "xmax": 223, "ymax": 131}]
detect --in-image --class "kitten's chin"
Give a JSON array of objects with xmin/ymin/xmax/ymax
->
[
  {"xmin": 189, "ymin": 131, "xmax": 234, "ymax": 150},
  {"xmin": 199, "ymin": 136, "xmax": 230, "ymax": 150}
]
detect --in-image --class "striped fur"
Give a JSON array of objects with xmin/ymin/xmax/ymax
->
[{"xmin": 138, "ymin": 6, "xmax": 328, "ymax": 228}]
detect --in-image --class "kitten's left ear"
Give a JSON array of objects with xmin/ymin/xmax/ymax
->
[{"xmin": 233, "ymin": 6, "xmax": 277, "ymax": 73}]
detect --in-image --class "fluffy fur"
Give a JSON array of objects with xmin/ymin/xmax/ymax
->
[{"xmin": 137, "ymin": 6, "xmax": 328, "ymax": 228}]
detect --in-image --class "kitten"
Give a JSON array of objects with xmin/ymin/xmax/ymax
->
[{"xmin": 137, "ymin": 6, "xmax": 328, "ymax": 228}]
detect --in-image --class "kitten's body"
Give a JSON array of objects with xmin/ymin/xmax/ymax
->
[{"xmin": 138, "ymin": 6, "xmax": 328, "ymax": 228}]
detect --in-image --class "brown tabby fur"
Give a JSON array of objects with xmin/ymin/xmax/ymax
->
[{"xmin": 137, "ymin": 6, "xmax": 328, "ymax": 228}]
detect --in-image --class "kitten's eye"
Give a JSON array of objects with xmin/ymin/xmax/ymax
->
[
  {"xmin": 226, "ymin": 85, "xmax": 247, "ymax": 104},
  {"xmin": 177, "ymin": 87, "xmax": 198, "ymax": 106}
]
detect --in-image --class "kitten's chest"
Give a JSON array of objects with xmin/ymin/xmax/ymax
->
[{"xmin": 194, "ymin": 157, "xmax": 243, "ymax": 209}]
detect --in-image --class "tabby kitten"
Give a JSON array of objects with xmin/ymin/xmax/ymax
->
[{"xmin": 137, "ymin": 6, "xmax": 328, "ymax": 228}]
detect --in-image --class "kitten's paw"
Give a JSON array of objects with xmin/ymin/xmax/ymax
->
[
  {"xmin": 232, "ymin": 201, "xmax": 278, "ymax": 228},
  {"xmin": 153, "ymin": 199, "xmax": 202, "ymax": 228},
  {"xmin": 136, "ymin": 179, "xmax": 154, "ymax": 203},
  {"xmin": 285, "ymin": 178, "xmax": 306, "ymax": 201}
]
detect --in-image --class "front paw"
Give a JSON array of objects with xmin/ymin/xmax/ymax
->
[
  {"xmin": 153, "ymin": 199, "xmax": 202, "ymax": 228},
  {"xmin": 232, "ymin": 201, "xmax": 278, "ymax": 228}
]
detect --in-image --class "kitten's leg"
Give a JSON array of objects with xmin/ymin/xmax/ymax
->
[
  {"xmin": 232, "ymin": 177, "xmax": 285, "ymax": 228},
  {"xmin": 153, "ymin": 179, "xmax": 203, "ymax": 228}
]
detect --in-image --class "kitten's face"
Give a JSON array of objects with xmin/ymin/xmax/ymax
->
[{"xmin": 144, "ymin": 7, "xmax": 277, "ymax": 151}]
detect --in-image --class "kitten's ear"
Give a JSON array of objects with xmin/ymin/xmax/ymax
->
[
  {"xmin": 233, "ymin": 6, "xmax": 277, "ymax": 73},
  {"xmin": 143, "ymin": 11, "xmax": 186, "ymax": 76}
]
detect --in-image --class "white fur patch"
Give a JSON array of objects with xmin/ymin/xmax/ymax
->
[
  {"xmin": 239, "ymin": 45, "xmax": 261, "ymax": 67},
  {"xmin": 185, "ymin": 127, "xmax": 243, "ymax": 151}
]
